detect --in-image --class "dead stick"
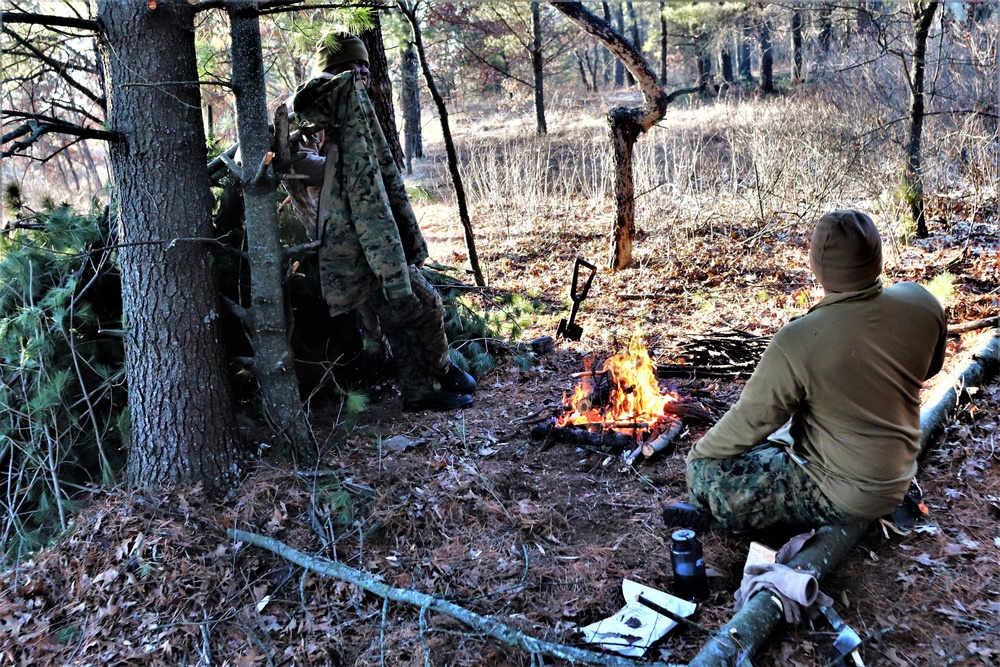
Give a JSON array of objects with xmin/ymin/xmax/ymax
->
[
  {"xmin": 571, "ymin": 369, "xmax": 609, "ymax": 378},
  {"xmin": 624, "ymin": 421, "xmax": 682, "ymax": 466},
  {"xmin": 635, "ymin": 594, "xmax": 716, "ymax": 636},
  {"xmin": 948, "ymin": 315, "xmax": 999, "ymax": 336},
  {"xmin": 230, "ymin": 529, "xmax": 684, "ymax": 667}
]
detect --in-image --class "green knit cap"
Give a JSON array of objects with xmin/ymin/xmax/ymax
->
[
  {"xmin": 315, "ymin": 33, "xmax": 369, "ymax": 72},
  {"xmin": 809, "ymin": 210, "xmax": 883, "ymax": 293}
]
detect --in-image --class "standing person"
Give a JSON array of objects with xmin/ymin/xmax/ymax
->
[
  {"xmin": 664, "ymin": 210, "xmax": 947, "ymax": 533},
  {"xmin": 292, "ymin": 33, "xmax": 476, "ymax": 411}
]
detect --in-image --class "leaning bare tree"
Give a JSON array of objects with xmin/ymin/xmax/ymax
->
[{"xmin": 551, "ymin": 1, "xmax": 698, "ymax": 270}]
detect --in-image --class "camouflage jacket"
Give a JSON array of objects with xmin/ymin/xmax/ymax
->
[{"xmin": 293, "ymin": 72, "xmax": 428, "ymax": 315}]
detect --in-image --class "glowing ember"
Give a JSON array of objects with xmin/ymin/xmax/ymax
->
[{"xmin": 556, "ymin": 336, "xmax": 678, "ymax": 436}]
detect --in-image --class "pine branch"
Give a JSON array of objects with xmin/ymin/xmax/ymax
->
[
  {"xmin": 0, "ymin": 11, "xmax": 100, "ymax": 31},
  {"xmin": 229, "ymin": 528, "xmax": 685, "ymax": 667},
  {"xmin": 1, "ymin": 27, "xmax": 105, "ymax": 109},
  {"xmin": 2, "ymin": 117, "xmax": 119, "ymax": 158}
]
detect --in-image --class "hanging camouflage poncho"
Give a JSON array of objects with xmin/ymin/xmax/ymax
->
[{"xmin": 293, "ymin": 71, "xmax": 428, "ymax": 316}]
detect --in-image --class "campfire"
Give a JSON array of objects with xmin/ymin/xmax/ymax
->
[{"xmin": 532, "ymin": 337, "xmax": 692, "ymax": 464}]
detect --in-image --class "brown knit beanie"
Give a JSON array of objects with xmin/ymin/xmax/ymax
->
[
  {"xmin": 315, "ymin": 33, "xmax": 369, "ymax": 72},
  {"xmin": 809, "ymin": 210, "xmax": 883, "ymax": 292}
]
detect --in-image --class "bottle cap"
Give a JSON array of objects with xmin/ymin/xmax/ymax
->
[{"xmin": 671, "ymin": 528, "xmax": 697, "ymax": 544}]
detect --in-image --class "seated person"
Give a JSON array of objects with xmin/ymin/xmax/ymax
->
[{"xmin": 665, "ymin": 210, "xmax": 947, "ymax": 532}]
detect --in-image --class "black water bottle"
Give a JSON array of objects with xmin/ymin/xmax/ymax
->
[{"xmin": 670, "ymin": 529, "xmax": 709, "ymax": 602}]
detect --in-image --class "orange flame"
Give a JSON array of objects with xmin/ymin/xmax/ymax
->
[{"xmin": 556, "ymin": 336, "xmax": 677, "ymax": 435}]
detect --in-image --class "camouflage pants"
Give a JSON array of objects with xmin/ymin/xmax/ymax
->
[
  {"xmin": 686, "ymin": 446, "xmax": 860, "ymax": 533},
  {"xmin": 369, "ymin": 266, "xmax": 451, "ymax": 401}
]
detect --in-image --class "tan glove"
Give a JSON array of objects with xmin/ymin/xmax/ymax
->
[{"xmin": 733, "ymin": 563, "xmax": 834, "ymax": 624}]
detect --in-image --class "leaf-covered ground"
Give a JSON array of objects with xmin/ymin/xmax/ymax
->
[{"xmin": 2, "ymin": 123, "xmax": 999, "ymax": 666}]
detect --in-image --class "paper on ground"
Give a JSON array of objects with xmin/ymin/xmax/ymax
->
[{"xmin": 579, "ymin": 579, "xmax": 697, "ymax": 657}]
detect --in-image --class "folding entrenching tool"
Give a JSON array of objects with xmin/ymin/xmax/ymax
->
[
  {"xmin": 820, "ymin": 605, "xmax": 864, "ymax": 667},
  {"xmin": 557, "ymin": 258, "xmax": 597, "ymax": 341}
]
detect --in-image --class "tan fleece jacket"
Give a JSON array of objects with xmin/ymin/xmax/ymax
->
[{"xmin": 688, "ymin": 281, "xmax": 947, "ymax": 519}]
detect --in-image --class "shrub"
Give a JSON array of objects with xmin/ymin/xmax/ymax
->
[{"xmin": 0, "ymin": 198, "xmax": 126, "ymax": 563}]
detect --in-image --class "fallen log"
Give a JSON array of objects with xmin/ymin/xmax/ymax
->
[
  {"xmin": 687, "ymin": 327, "xmax": 1000, "ymax": 667},
  {"xmin": 918, "ymin": 327, "xmax": 1000, "ymax": 457},
  {"xmin": 947, "ymin": 315, "xmax": 999, "ymax": 336},
  {"xmin": 229, "ymin": 528, "xmax": 686, "ymax": 667}
]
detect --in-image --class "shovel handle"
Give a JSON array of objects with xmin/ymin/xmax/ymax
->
[{"xmin": 570, "ymin": 258, "xmax": 597, "ymax": 303}]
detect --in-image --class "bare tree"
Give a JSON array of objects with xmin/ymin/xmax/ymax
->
[
  {"xmin": 360, "ymin": 10, "xmax": 405, "ymax": 170},
  {"xmin": 791, "ymin": 5, "xmax": 804, "ymax": 83},
  {"xmin": 531, "ymin": 0, "xmax": 547, "ymax": 135},
  {"xmin": 397, "ymin": 0, "xmax": 486, "ymax": 286},
  {"xmin": 227, "ymin": 0, "xmax": 313, "ymax": 460},
  {"xmin": 551, "ymin": 1, "xmax": 698, "ymax": 269},
  {"xmin": 400, "ymin": 41, "xmax": 423, "ymax": 173},
  {"xmin": 759, "ymin": 11, "xmax": 775, "ymax": 94},
  {"xmin": 902, "ymin": 1, "xmax": 939, "ymax": 237}
]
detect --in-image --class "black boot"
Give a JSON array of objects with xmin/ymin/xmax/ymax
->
[
  {"xmin": 662, "ymin": 503, "xmax": 712, "ymax": 532},
  {"xmin": 438, "ymin": 362, "xmax": 477, "ymax": 394},
  {"xmin": 403, "ymin": 389, "xmax": 475, "ymax": 412}
]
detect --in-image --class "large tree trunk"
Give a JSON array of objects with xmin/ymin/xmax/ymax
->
[
  {"xmin": 906, "ymin": 1, "xmax": 938, "ymax": 238},
  {"xmin": 95, "ymin": 0, "xmax": 241, "ymax": 490},
  {"xmin": 400, "ymin": 41, "xmax": 423, "ymax": 174},
  {"xmin": 531, "ymin": 0, "xmax": 547, "ymax": 135},
  {"xmin": 360, "ymin": 13, "xmax": 405, "ymax": 171},
  {"xmin": 398, "ymin": 0, "xmax": 486, "ymax": 287},
  {"xmin": 791, "ymin": 8, "xmax": 804, "ymax": 83},
  {"xmin": 552, "ymin": 1, "xmax": 698, "ymax": 270},
  {"xmin": 227, "ymin": 1, "xmax": 312, "ymax": 460},
  {"xmin": 759, "ymin": 16, "xmax": 774, "ymax": 93}
]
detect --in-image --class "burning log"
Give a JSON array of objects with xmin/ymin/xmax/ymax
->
[
  {"xmin": 623, "ymin": 419, "xmax": 683, "ymax": 466},
  {"xmin": 530, "ymin": 419, "xmax": 635, "ymax": 450}
]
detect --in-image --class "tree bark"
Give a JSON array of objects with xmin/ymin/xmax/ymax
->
[
  {"xmin": 400, "ymin": 41, "xmax": 423, "ymax": 173},
  {"xmin": 720, "ymin": 44, "xmax": 734, "ymax": 86},
  {"xmin": 658, "ymin": 0, "xmax": 668, "ymax": 85},
  {"xmin": 906, "ymin": 1, "xmax": 938, "ymax": 238},
  {"xmin": 227, "ymin": 1, "xmax": 313, "ymax": 460},
  {"xmin": 818, "ymin": 2, "xmax": 833, "ymax": 52},
  {"xmin": 531, "ymin": 0, "xmax": 547, "ymax": 135},
  {"xmin": 791, "ymin": 8, "xmax": 804, "ymax": 83},
  {"xmin": 759, "ymin": 15, "xmax": 774, "ymax": 93},
  {"xmin": 360, "ymin": 12, "xmax": 405, "ymax": 172},
  {"xmin": 738, "ymin": 20, "xmax": 754, "ymax": 83},
  {"xmin": 551, "ymin": 1, "xmax": 698, "ymax": 270},
  {"xmin": 398, "ymin": 0, "xmax": 486, "ymax": 287},
  {"xmin": 601, "ymin": 1, "xmax": 614, "ymax": 86},
  {"xmin": 612, "ymin": 2, "xmax": 626, "ymax": 87},
  {"xmin": 95, "ymin": 0, "xmax": 241, "ymax": 491}
]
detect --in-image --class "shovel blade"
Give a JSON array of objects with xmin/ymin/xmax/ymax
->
[{"xmin": 557, "ymin": 319, "xmax": 583, "ymax": 341}]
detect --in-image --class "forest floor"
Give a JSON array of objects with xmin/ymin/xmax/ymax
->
[{"xmin": 2, "ymin": 130, "xmax": 999, "ymax": 665}]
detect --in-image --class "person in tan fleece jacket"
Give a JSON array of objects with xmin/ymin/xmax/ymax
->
[{"xmin": 664, "ymin": 210, "xmax": 947, "ymax": 533}]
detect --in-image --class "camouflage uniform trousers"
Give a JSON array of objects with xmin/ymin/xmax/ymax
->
[
  {"xmin": 368, "ymin": 265, "xmax": 451, "ymax": 401},
  {"xmin": 686, "ymin": 445, "xmax": 862, "ymax": 533}
]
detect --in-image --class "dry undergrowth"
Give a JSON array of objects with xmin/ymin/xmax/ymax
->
[{"xmin": 2, "ymin": 89, "xmax": 998, "ymax": 666}]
